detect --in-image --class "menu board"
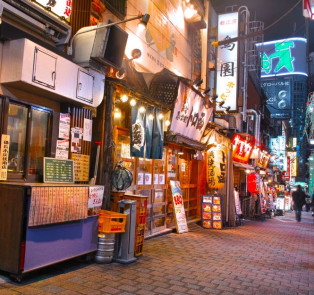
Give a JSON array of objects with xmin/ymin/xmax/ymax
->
[
  {"xmin": 170, "ymin": 181, "xmax": 188, "ymax": 234},
  {"xmin": 201, "ymin": 195, "xmax": 223, "ymax": 230},
  {"xmin": 71, "ymin": 154, "xmax": 90, "ymax": 182},
  {"xmin": 44, "ymin": 157, "xmax": 74, "ymax": 183},
  {"xmin": 28, "ymin": 186, "xmax": 88, "ymax": 226}
]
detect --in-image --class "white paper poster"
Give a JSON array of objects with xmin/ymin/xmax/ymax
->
[
  {"xmin": 56, "ymin": 139, "xmax": 69, "ymax": 159},
  {"xmin": 59, "ymin": 113, "xmax": 70, "ymax": 139},
  {"xmin": 154, "ymin": 174, "xmax": 159, "ymax": 185},
  {"xmin": 71, "ymin": 127, "xmax": 83, "ymax": 153},
  {"xmin": 144, "ymin": 173, "xmax": 152, "ymax": 185},
  {"xmin": 88, "ymin": 186, "xmax": 104, "ymax": 216},
  {"xmin": 137, "ymin": 172, "xmax": 144, "ymax": 185},
  {"xmin": 159, "ymin": 174, "xmax": 165, "ymax": 184},
  {"xmin": 83, "ymin": 118, "xmax": 92, "ymax": 142},
  {"xmin": 234, "ymin": 189, "xmax": 242, "ymax": 215}
]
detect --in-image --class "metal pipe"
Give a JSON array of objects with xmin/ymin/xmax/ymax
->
[
  {"xmin": 245, "ymin": 109, "xmax": 261, "ymax": 144},
  {"xmin": 238, "ymin": 6, "xmax": 250, "ymax": 123}
]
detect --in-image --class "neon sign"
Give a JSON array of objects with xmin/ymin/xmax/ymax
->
[
  {"xmin": 232, "ymin": 134, "xmax": 255, "ymax": 164},
  {"xmin": 256, "ymin": 38, "xmax": 307, "ymax": 78}
]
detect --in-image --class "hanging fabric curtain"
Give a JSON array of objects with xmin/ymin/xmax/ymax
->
[
  {"xmin": 130, "ymin": 105, "xmax": 146, "ymax": 158},
  {"xmin": 150, "ymin": 108, "xmax": 164, "ymax": 159}
]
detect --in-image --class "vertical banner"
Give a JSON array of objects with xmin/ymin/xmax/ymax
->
[
  {"xmin": 216, "ymin": 12, "xmax": 239, "ymax": 111},
  {"xmin": 145, "ymin": 107, "xmax": 154, "ymax": 159},
  {"xmin": 170, "ymin": 181, "xmax": 188, "ymax": 233},
  {"xmin": 151, "ymin": 108, "xmax": 164, "ymax": 159},
  {"xmin": 0, "ymin": 134, "xmax": 10, "ymax": 180},
  {"xmin": 130, "ymin": 105, "xmax": 146, "ymax": 158},
  {"xmin": 59, "ymin": 113, "xmax": 70, "ymax": 139}
]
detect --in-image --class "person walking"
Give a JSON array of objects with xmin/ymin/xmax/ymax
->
[{"xmin": 292, "ymin": 185, "xmax": 306, "ymax": 222}]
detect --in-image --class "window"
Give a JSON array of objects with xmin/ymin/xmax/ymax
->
[{"xmin": 6, "ymin": 101, "xmax": 51, "ymax": 181}]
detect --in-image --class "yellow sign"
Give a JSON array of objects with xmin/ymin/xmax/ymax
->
[
  {"xmin": 0, "ymin": 134, "xmax": 10, "ymax": 180},
  {"xmin": 71, "ymin": 154, "xmax": 90, "ymax": 182},
  {"xmin": 207, "ymin": 145, "xmax": 227, "ymax": 189},
  {"xmin": 287, "ymin": 151, "xmax": 297, "ymax": 177}
]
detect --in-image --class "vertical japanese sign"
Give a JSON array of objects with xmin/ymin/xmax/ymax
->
[
  {"xmin": 278, "ymin": 136, "xmax": 287, "ymax": 171},
  {"xmin": 206, "ymin": 145, "xmax": 227, "ymax": 189},
  {"xmin": 31, "ymin": 0, "xmax": 72, "ymax": 22},
  {"xmin": 170, "ymin": 181, "xmax": 188, "ymax": 234},
  {"xmin": 59, "ymin": 113, "xmax": 70, "ymax": 139},
  {"xmin": 170, "ymin": 82, "xmax": 213, "ymax": 141},
  {"xmin": 88, "ymin": 186, "xmax": 104, "ymax": 216},
  {"xmin": 216, "ymin": 12, "xmax": 238, "ymax": 111},
  {"xmin": 287, "ymin": 151, "xmax": 297, "ymax": 177},
  {"xmin": 0, "ymin": 135, "xmax": 10, "ymax": 180}
]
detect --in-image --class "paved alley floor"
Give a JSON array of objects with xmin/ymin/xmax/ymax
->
[{"xmin": 0, "ymin": 212, "xmax": 313, "ymax": 295}]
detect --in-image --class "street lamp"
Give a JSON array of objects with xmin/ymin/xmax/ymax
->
[{"xmin": 67, "ymin": 13, "xmax": 150, "ymax": 56}]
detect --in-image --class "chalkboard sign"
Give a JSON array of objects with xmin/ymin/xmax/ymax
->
[{"xmin": 43, "ymin": 157, "xmax": 74, "ymax": 183}]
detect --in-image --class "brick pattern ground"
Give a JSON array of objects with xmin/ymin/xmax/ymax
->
[{"xmin": 0, "ymin": 211, "xmax": 313, "ymax": 295}]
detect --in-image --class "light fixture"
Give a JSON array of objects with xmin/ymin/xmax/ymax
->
[
  {"xmin": 218, "ymin": 101, "xmax": 225, "ymax": 107},
  {"xmin": 158, "ymin": 113, "xmax": 164, "ymax": 120},
  {"xmin": 202, "ymin": 88, "xmax": 211, "ymax": 96},
  {"xmin": 130, "ymin": 98, "xmax": 137, "ymax": 107},
  {"xmin": 245, "ymin": 169, "xmax": 251, "ymax": 174},
  {"xmin": 114, "ymin": 108, "xmax": 122, "ymax": 119},
  {"xmin": 148, "ymin": 113, "xmax": 154, "ymax": 121},
  {"xmin": 137, "ymin": 13, "xmax": 150, "ymax": 33},
  {"xmin": 116, "ymin": 68, "xmax": 126, "ymax": 79},
  {"xmin": 223, "ymin": 106, "xmax": 231, "ymax": 114},
  {"xmin": 165, "ymin": 119, "xmax": 171, "ymax": 126},
  {"xmin": 120, "ymin": 94, "xmax": 129, "ymax": 103},
  {"xmin": 68, "ymin": 13, "xmax": 150, "ymax": 55},
  {"xmin": 139, "ymin": 105, "xmax": 146, "ymax": 114},
  {"xmin": 210, "ymin": 95, "xmax": 218, "ymax": 103},
  {"xmin": 130, "ymin": 49, "xmax": 142, "ymax": 60},
  {"xmin": 192, "ymin": 79, "xmax": 203, "ymax": 90},
  {"xmin": 178, "ymin": 147, "xmax": 184, "ymax": 155}
]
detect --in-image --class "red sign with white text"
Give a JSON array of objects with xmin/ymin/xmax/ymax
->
[{"xmin": 232, "ymin": 134, "xmax": 255, "ymax": 164}]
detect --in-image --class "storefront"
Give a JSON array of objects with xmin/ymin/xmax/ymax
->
[{"xmin": 0, "ymin": 7, "xmax": 106, "ymax": 279}]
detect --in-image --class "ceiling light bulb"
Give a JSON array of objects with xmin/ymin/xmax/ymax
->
[
  {"xmin": 120, "ymin": 94, "xmax": 128, "ymax": 103},
  {"xmin": 158, "ymin": 113, "xmax": 164, "ymax": 120},
  {"xmin": 139, "ymin": 106, "xmax": 146, "ymax": 113},
  {"xmin": 114, "ymin": 108, "xmax": 121, "ymax": 119},
  {"xmin": 130, "ymin": 99, "xmax": 137, "ymax": 106},
  {"xmin": 148, "ymin": 113, "xmax": 154, "ymax": 120},
  {"xmin": 165, "ymin": 119, "xmax": 171, "ymax": 126}
]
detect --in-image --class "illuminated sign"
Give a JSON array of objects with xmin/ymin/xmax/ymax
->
[
  {"xmin": 256, "ymin": 151, "xmax": 270, "ymax": 168},
  {"xmin": 270, "ymin": 136, "xmax": 286, "ymax": 171},
  {"xmin": 256, "ymin": 38, "xmax": 307, "ymax": 78},
  {"xmin": 31, "ymin": 0, "xmax": 72, "ymax": 22},
  {"xmin": 216, "ymin": 12, "xmax": 238, "ymax": 111},
  {"xmin": 232, "ymin": 134, "xmax": 254, "ymax": 164},
  {"xmin": 303, "ymin": 0, "xmax": 314, "ymax": 20},
  {"xmin": 287, "ymin": 151, "xmax": 297, "ymax": 177},
  {"xmin": 247, "ymin": 173, "xmax": 259, "ymax": 194},
  {"xmin": 170, "ymin": 82, "xmax": 213, "ymax": 142},
  {"xmin": 261, "ymin": 77, "xmax": 292, "ymax": 119}
]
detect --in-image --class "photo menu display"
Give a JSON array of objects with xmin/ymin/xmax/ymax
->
[{"xmin": 201, "ymin": 195, "xmax": 223, "ymax": 230}]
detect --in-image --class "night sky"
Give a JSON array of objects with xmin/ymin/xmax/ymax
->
[{"xmin": 211, "ymin": 0, "xmax": 314, "ymax": 52}]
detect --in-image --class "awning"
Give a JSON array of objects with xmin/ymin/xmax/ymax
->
[
  {"xmin": 164, "ymin": 131, "xmax": 207, "ymax": 151},
  {"xmin": 233, "ymin": 162, "xmax": 255, "ymax": 170}
]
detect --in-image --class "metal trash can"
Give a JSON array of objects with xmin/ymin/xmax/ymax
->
[
  {"xmin": 94, "ymin": 233, "xmax": 115, "ymax": 263},
  {"xmin": 114, "ymin": 199, "xmax": 137, "ymax": 264}
]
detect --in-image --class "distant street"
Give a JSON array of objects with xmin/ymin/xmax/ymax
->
[{"xmin": 1, "ymin": 212, "xmax": 313, "ymax": 295}]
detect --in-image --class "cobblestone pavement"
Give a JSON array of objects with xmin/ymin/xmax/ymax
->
[{"xmin": 0, "ymin": 211, "xmax": 313, "ymax": 295}]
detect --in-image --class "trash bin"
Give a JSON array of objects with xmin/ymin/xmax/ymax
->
[{"xmin": 114, "ymin": 199, "xmax": 137, "ymax": 264}]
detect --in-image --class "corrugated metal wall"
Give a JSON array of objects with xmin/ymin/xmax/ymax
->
[{"xmin": 71, "ymin": 0, "xmax": 91, "ymax": 36}]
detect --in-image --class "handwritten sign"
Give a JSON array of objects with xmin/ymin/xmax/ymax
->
[
  {"xmin": 71, "ymin": 153, "xmax": 90, "ymax": 182},
  {"xmin": 88, "ymin": 186, "xmax": 104, "ymax": 216},
  {"xmin": 170, "ymin": 181, "xmax": 188, "ymax": 234},
  {"xmin": 44, "ymin": 157, "xmax": 74, "ymax": 183},
  {"xmin": 58, "ymin": 113, "xmax": 70, "ymax": 139},
  {"xmin": 0, "ymin": 134, "xmax": 10, "ymax": 180}
]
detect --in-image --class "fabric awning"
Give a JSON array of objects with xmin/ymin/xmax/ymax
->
[{"xmin": 233, "ymin": 162, "xmax": 255, "ymax": 170}]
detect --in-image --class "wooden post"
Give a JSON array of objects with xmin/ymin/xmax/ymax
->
[{"xmin": 101, "ymin": 84, "xmax": 115, "ymax": 209}]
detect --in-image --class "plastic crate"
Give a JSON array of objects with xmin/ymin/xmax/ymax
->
[{"xmin": 98, "ymin": 210, "xmax": 127, "ymax": 233}]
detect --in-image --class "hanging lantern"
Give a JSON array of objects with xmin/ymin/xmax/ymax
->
[{"xmin": 111, "ymin": 161, "xmax": 133, "ymax": 191}]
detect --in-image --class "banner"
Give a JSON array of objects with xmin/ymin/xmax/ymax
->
[
  {"xmin": 130, "ymin": 105, "xmax": 145, "ymax": 158},
  {"xmin": 170, "ymin": 181, "xmax": 188, "ymax": 234},
  {"xmin": 170, "ymin": 82, "xmax": 213, "ymax": 142},
  {"xmin": 216, "ymin": 12, "xmax": 239, "ymax": 111}
]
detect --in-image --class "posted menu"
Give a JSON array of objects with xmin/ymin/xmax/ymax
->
[
  {"xmin": 44, "ymin": 157, "xmax": 74, "ymax": 183},
  {"xmin": 201, "ymin": 195, "xmax": 223, "ymax": 230}
]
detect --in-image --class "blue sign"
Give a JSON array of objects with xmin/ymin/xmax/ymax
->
[{"xmin": 256, "ymin": 38, "xmax": 307, "ymax": 78}]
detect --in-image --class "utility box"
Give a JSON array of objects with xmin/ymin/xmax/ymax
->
[{"xmin": 114, "ymin": 200, "xmax": 137, "ymax": 264}]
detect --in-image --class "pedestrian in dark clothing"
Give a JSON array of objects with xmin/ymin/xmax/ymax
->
[{"xmin": 292, "ymin": 185, "xmax": 306, "ymax": 222}]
